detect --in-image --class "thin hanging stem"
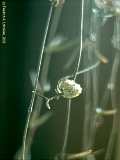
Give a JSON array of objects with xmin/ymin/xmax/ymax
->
[
  {"xmin": 61, "ymin": 99, "xmax": 72, "ymax": 160},
  {"xmin": 73, "ymin": 0, "xmax": 85, "ymax": 81},
  {"xmin": 60, "ymin": 1, "xmax": 85, "ymax": 158},
  {"xmin": 22, "ymin": 5, "xmax": 53, "ymax": 160},
  {"xmin": 40, "ymin": 5, "xmax": 64, "ymax": 88}
]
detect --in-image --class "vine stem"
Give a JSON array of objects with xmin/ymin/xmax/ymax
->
[
  {"xmin": 61, "ymin": 100, "xmax": 71, "ymax": 159},
  {"xmin": 61, "ymin": 0, "xmax": 85, "ymax": 159},
  {"xmin": 22, "ymin": 5, "xmax": 53, "ymax": 160},
  {"xmin": 73, "ymin": 0, "xmax": 85, "ymax": 81}
]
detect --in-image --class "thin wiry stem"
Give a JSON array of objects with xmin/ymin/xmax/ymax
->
[
  {"xmin": 60, "ymin": 1, "xmax": 85, "ymax": 158},
  {"xmin": 40, "ymin": 5, "xmax": 64, "ymax": 88},
  {"xmin": 15, "ymin": 112, "xmax": 52, "ymax": 160},
  {"xmin": 73, "ymin": 0, "xmax": 85, "ymax": 81},
  {"xmin": 22, "ymin": 5, "xmax": 53, "ymax": 160},
  {"xmin": 61, "ymin": 100, "xmax": 71, "ymax": 160}
]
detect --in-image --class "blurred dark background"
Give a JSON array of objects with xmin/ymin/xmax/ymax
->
[{"xmin": 0, "ymin": 0, "xmax": 50, "ymax": 159}]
